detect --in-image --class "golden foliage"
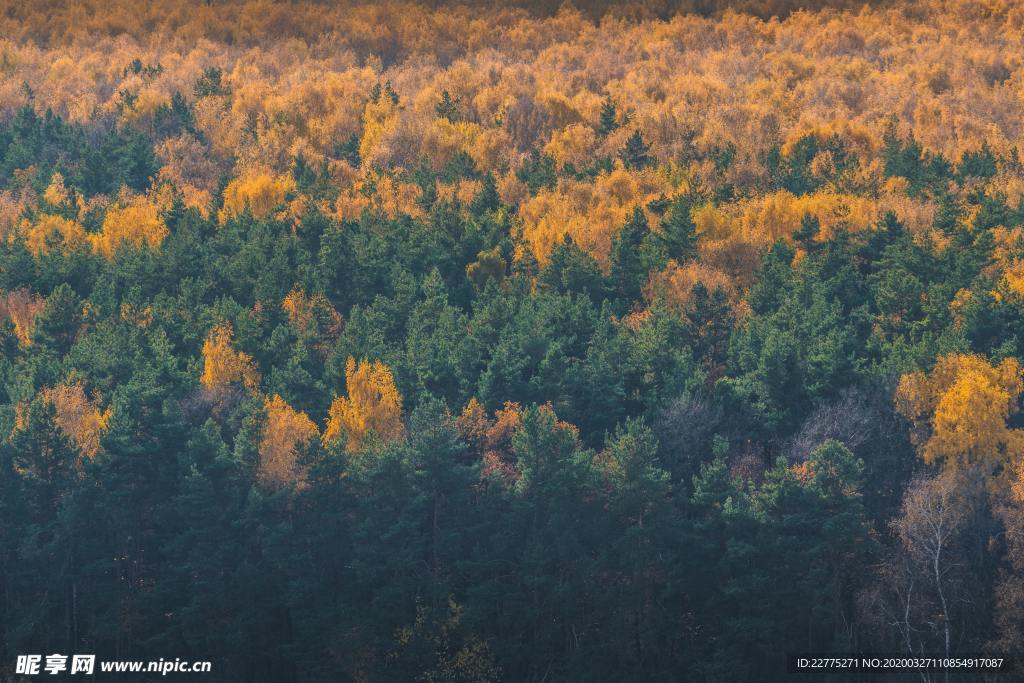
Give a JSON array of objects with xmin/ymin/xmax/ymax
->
[
  {"xmin": 358, "ymin": 95, "xmax": 400, "ymax": 169},
  {"xmin": 323, "ymin": 356, "xmax": 404, "ymax": 452},
  {"xmin": 23, "ymin": 213, "xmax": 87, "ymax": 256},
  {"xmin": 0, "ymin": 0, "xmax": 994, "ymax": 206},
  {"xmin": 455, "ymin": 397, "xmax": 490, "ymax": 451},
  {"xmin": 281, "ymin": 285, "xmax": 343, "ymax": 346},
  {"xmin": 219, "ymin": 172, "xmax": 297, "ymax": 223},
  {"xmin": 738, "ymin": 190, "xmax": 876, "ymax": 243},
  {"xmin": 333, "ymin": 172, "xmax": 424, "ymax": 221},
  {"xmin": 38, "ymin": 382, "xmax": 111, "ymax": 459},
  {"xmin": 691, "ymin": 190, "xmax": 879, "ymax": 285},
  {"xmin": 281, "ymin": 287, "xmax": 309, "ymax": 329},
  {"xmin": 91, "ymin": 197, "xmax": 168, "ymax": 259},
  {"xmin": 258, "ymin": 394, "xmax": 318, "ymax": 487},
  {"xmin": 200, "ymin": 322, "xmax": 261, "ymax": 391},
  {"xmin": 520, "ymin": 166, "xmax": 671, "ymax": 269},
  {"xmin": 42, "ymin": 172, "xmax": 70, "ymax": 206},
  {"xmin": 895, "ymin": 354, "xmax": 1024, "ymax": 483},
  {"xmin": 456, "ymin": 398, "xmax": 521, "ymax": 485},
  {"xmin": 0, "ymin": 287, "xmax": 45, "ymax": 346},
  {"xmin": 543, "ymin": 123, "xmax": 596, "ymax": 169},
  {"xmin": 645, "ymin": 260, "xmax": 742, "ymax": 313},
  {"xmin": 1003, "ymin": 260, "xmax": 1024, "ymax": 298}
]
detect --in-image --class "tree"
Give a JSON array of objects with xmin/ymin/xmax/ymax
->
[
  {"xmin": 91, "ymin": 198, "xmax": 168, "ymax": 259},
  {"xmin": 619, "ymin": 130, "xmax": 652, "ymax": 170},
  {"xmin": 31, "ymin": 283, "xmax": 82, "ymax": 355},
  {"xmin": 895, "ymin": 354, "xmax": 1024, "ymax": 485},
  {"xmin": 538, "ymin": 235, "xmax": 607, "ymax": 301},
  {"xmin": 24, "ymin": 214, "xmax": 87, "ymax": 256},
  {"xmin": 587, "ymin": 418, "xmax": 674, "ymax": 675},
  {"xmin": 609, "ymin": 207, "xmax": 650, "ymax": 306},
  {"xmin": 992, "ymin": 461, "xmax": 1024, "ymax": 655},
  {"xmin": 200, "ymin": 322, "xmax": 261, "ymax": 392},
  {"xmin": 435, "ymin": 89, "xmax": 461, "ymax": 123},
  {"xmin": 792, "ymin": 212, "xmax": 820, "ymax": 252},
  {"xmin": 466, "ymin": 246, "xmax": 506, "ymax": 291},
  {"xmin": 873, "ymin": 475, "xmax": 972, "ymax": 672},
  {"xmin": 194, "ymin": 66, "xmax": 227, "ymax": 98},
  {"xmin": 598, "ymin": 95, "xmax": 619, "ymax": 138},
  {"xmin": 219, "ymin": 173, "xmax": 296, "ymax": 223},
  {"xmin": 659, "ymin": 195, "xmax": 697, "ymax": 263},
  {"xmin": 324, "ymin": 356, "xmax": 405, "ymax": 452},
  {"xmin": 1, "ymin": 398, "xmax": 84, "ymax": 659},
  {"xmin": 2, "ymin": 288, "xmax": 46, "ymax": 346},
  {"xmin": 725, "ymin": 260, "xmax": 857, "ymax": 437},
  {"xmin": 471, "ymin": 172, "xmax": 500, "ymax": 214},
  {"xmin": 258, "ymin": 394, "xmax": 318, "ymax": 487},
  {"xmin": 37, "ymin": 382, "xmax": 111, "ymax": 460}
]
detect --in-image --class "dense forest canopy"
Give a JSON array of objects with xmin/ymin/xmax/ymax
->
[{"xmin": 3, "ymin": 0, "xmax": 1024, "ymax": 680}]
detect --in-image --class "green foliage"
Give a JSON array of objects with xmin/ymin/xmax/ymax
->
[
  {"xmin": 609, "ymin": 206, "xmax": 651, "ymax": 306},
  {"xmin": 1, "ymin": 94, "xmax": 1022, "ymax": 680},
  {"xmin": 597, "ymin": 94, "xmax": 619, "ymax": 137},
  {"xmin": 435, "ymin": 89, "xmax": 461, "ymax": 122},
  {"xmin": 193, "ymin": 66, "xmax": 227, "ymax": 98},
  {"xmin": 618, "ymin": 129, "xmax": 652, "ymax": 170},
  {"xmin": 0, "ymin": 106, "xmax": 159, "ymax": 196},
  {"xmin": 516, "ymin": 149, "xmax": 557, "ymax": 194}
]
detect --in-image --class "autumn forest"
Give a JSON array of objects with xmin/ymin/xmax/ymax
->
[{"xmin": 3, "ymin": 0, "xmax": 1024, "ymax": 680}]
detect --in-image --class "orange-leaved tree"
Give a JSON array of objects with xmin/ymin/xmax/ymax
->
[
  {"xmin": 24, "ymin": 214, "xmax": 88, "ymax": 256},
  {"xmin": 219, "ymin": 172, "xmax": 297, "ymax": 223},
  {"xmin": 1, "ymin": 288, "xmax": 46, "ymax": 346},
  {"xmin": 200, "ymin": 322, "xmax": 261, "ymax": 392},
  {"xmin": 259, "ymin": 394, "xmax": 318, "ymax": 487},
  {"xmin": 91, "ymin": 197, "xmax": 168, "ymax": 259},
  {"xmin": 38, "ymin": 382, "xmax": 112, "ymax": 460},
  {"xmin": 895, "ymin": 354, "xmax": 1024, "ymax": 484},
  {"xmin": 323, "ymin": 356, "xmax": 404, "ymax": 452}
]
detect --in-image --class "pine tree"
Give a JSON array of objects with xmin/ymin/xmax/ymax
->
[
  {"xmin": 435, "ymin": 89, "xmax": 460, "ymax": 122},
  {"xmin": 660, "ymin": 195, "xmax": 698, "ymax": 262},
  {"xmin": 539, "ymin": 234, "xmax": 608, "ymax": 301},
  {"xmin": 619, "ymin": 130, "xmax": 652, "ymax": 170},
  {"xmin": 792, "ymin": 212, "xmax": 820, "ymax": 252},
  {"xmin": 598, "ymin": 95, "xmax": 619, "ymax": 137},
  {"xmin": 610, "ymin": 207, "xmax": 650, "ymax": 305},
  {"xmin": 471, "ymin": 172, "xmax": 500, "ymax": 214}
]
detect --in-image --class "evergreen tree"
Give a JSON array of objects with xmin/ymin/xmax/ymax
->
[
  {"xmin": 609, "ymin": 207, "xmax": 650, "ymax": 306},
  {"xmin": 619, "ymin": 129, "xmax": 652, "ymax": 170},
  {"xmin": 598, "ymin": 94, "xmax": 619, "ymax": 137},
  {"xmin": 659, "ymin": 195, "xmax": 698, "ymax": 262},
  {"xmin": 435, "ymin": 89, "xmax": 461, "ymax": 122}
]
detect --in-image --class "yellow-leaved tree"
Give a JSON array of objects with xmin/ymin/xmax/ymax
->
[
  {"xmin": 895, "ymin": 354, "xmax": 1024, "ymax": 484},
  {"xmin": 24, "ymin": 214, "xmax": 88, "ymax": 256},
  {"xmin": 358, "ymin": 93, "xmax": 400, "ymax": 168},
  {"xmin": 1, "ymin": 288, "xmax": 46, "ymax": 346},
  {"xmin": 519, "ymin": 166, "xmax": 671, "ymax": 269},
  {"xmin": 91, "ymin": 198, "xmax": 168, "ymax": 259},
  {"xmin": 200, "ymin": 322, "xmax": 261, "ymax": 391},
  {"xmin": 259, "ymin": 394, "xmax": 318, "ymax": 487},
  {"xmin": 219, "ymin": 172, "xmax": 297, "ymax": 223},
  {"xmin": 281, "ymin": 285, "xmax": 342, "ymax": 342},
  {"xmin": 323, "ymin": 356, "xmax": 404, "ymax": 452},
  {"xmin": 42, "ymin": 172, "xmax": 71, "ymax": 207},
  {"xmin": 38, "ymin": 382, "xmax": 112, "ymax": 460}
]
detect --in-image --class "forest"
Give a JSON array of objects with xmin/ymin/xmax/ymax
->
[{"xmin": 3, "ymin": 0, "xmax": 1024, "ymax": 680}]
